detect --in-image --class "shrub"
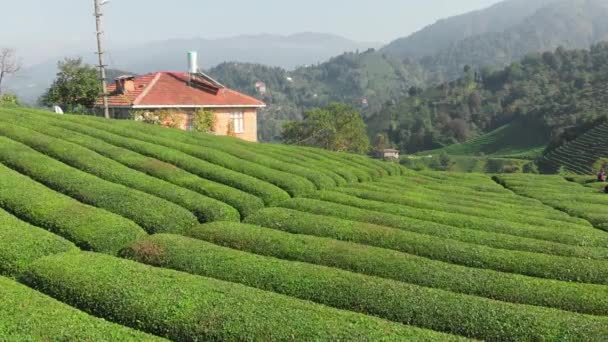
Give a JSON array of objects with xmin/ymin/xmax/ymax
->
[
  {"xmin": 0, "ymin": 137, "xmax": 198, "ymax": 235},
  {"xmin": 0, "ymin": 208, "xmax": 77, "ymax": 277},
  {"xmin": 123, "ymin": 234, "xmax": 608, "ymax": 340},
  {"xmin": 305, "ymin": 190, "xmax": 607, "ymax": 247},
  {"xmin": 348, "ymin": 180, "xmax": 591, "ymax": 227},
  {"xmin": 0, "ymin": 122, "xmax": 239, "ymax": 223},
  {"xmin": 0, "ymin": 93, "xmax": 19, "ymax": 106},
  {"xmin": 42, "ymin": 115, "xmax": 290, "ymax": 205},
  {"xmin": 0, "ymin": 163, "xmax": 146, "ymax": 254},
  {"xmin": 21, "ymin": 252, "xmax": 456, "ymax": 341},
  {"xmin": 187, "ymin": 222, "xmax": 608, "ymax": 314},
  {"xmin": 246, "ymin": 205, "xmax": 608, "ymax": 261},
  {"xmin": 111, "ymin": 120, "xmax": 338, "ymax": 190},
  {"xmin": 278, "ymin": 198, "xmax": 608, "ymax": 258},
  {"xmin": 191, "ymin": 109, "xmax": 216, "ymax": 133},
  {"xmin": 0, "ymin": 110, "xmax": 264, "ymax": 218},
  {"xmin": 0, "ymin": 276, "xmax": 162, "ymax": 340},
  {"xmin": 56, "ymin": 116, "xmax": 317, "ymax": 197}
]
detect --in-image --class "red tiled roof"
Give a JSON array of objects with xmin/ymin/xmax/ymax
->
[{"xmin": 97, "ymin": 72, "xmax": 265, "ymax": 108}]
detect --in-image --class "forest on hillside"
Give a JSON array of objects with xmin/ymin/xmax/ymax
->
[{"xmin": 369, "ymin": 43, "xmax": 608, "ymax": 154}]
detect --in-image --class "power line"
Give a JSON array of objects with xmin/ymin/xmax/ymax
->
[{"xmin": 94, "ymin": 0, "xmax": 110, "ymax": 119}]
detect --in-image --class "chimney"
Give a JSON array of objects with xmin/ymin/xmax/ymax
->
[{"xmin": 115, "ymin": 76, "xmax": 135, "ymax": 94}]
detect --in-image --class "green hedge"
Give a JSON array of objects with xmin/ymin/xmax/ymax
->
[
  {"xmin": 2, "ymin": 114, "xmax": 264, "ymax": 218},
  {"xmin": 113, "ymin": 117, "xmax": 364, "ymax": 185},
  {"xmin": 336, "ymin": 184, "xmax": 590, "ymax": 229},
  {"xmin": 495, "ymin": 174, "xmax": 608, "ymax": 231},
  {"xmin": 249, "ymin": 147, "xmax": 351, "ymax": 186},
  {"xmin": 0, "ymin": 276, "xmax": 163, "ymax": 341},
  {"xmin": 278, "ymin": 198, "xmax": 608, "ymax": 256},
  {"xmin": 43, "ymin": 117, "xmax": 289, "ymax": 205},
  {"xmin": 189, "ymin": 221, "xmax": 608, "ymax": 314},
  {"xmin": 122, "ymin": 234, "xmax": 608, "ymax": 340},
  {"xmin": 21, "ymin": 252, "xmax": 457, "ymax": 341},
  {"xmin": 246, "ymin": 205, "xmax": 608, "ymax": 261},
  {"xmin": 0, "ymin": 137, "xmax": 198, "ymax": 235},
  {"xmin": 306, "ymin": 190, "xmax": 607, "ymax": 246},
  {"xmin": 0, "ymin": 208, "xmax": 77, "ymax": 277},
  {"xmin": 0, "ymin": 122, "xmax": 239, "ymax": 223},
  {"xmin": 55, "ymin": 117, "xmax": 317, "ymax": 197},
  {"xmin": 0, "ymin": 163, "xmax": 145, "ymax": 254},
  {"xmin": 109, "ymin": 121, "xmax": 338, "ymax": 190}
]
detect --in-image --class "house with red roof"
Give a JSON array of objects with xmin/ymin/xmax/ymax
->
[{"xmin": 95, "ymin": 69, "xmax": 265, "ymax": 142}]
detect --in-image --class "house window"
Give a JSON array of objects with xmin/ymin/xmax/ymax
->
[{"xmin": 230, "ymin": 112, "xmax": 244, "ymax": 133}]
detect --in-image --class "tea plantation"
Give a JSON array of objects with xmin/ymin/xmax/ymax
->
[{"xmin": 2, "ymin": 107, "xmax": 608, "ymax": 341}]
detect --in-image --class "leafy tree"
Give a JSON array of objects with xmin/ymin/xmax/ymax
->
[
  {"xmin": 40, "ymin": 58, "xmax": 101, "ymax": 112},
  {"xmin": 282, "ymin": 103, "xmax": 370, "ymax": 154}
]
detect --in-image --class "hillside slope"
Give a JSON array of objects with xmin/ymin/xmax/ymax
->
[
  {"xmin": 540, "ymin": 121, "xmax": 608, "ymax": 174},
  {"xmin": 1, "ymin": 107, "xmax": 608, "ymax": 340}
]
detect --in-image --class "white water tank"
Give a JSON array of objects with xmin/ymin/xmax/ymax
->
[{"xmin": 187, "ymin": 51, "xmax": 198, "ymax": 74}]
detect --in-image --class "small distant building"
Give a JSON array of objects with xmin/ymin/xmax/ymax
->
[
  {"xmin": 94, "ymin": 53, "xmax": 265, "ymax": 142},
  {"xmin": 376, "ymin": 148, "xmax": 400, "ymax": 160},
  {"xmin": 255, "ymin": 81, "xmax": 267, "ymax": 95}
]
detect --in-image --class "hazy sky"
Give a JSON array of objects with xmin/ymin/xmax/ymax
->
[{"xmin": 2, "ymin": 0, "xmax": 502, "ymax": 65}]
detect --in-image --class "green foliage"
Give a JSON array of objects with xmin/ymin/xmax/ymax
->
[
  {"xmin": 305, "ymin": 190, "xmax": 605, "ymax": 248},
  {"xmin": 39, "ymin": 58, "xmax": 100, "ymax": 112},
  {"xmin": 0, "ymin": 208, "xmax": 77, "ymax": 277},
  {"xmin": 278, "ymin": 198, "xmax": 608, "ymax": 261},
  {"xmin": 496, "ymin": 174, "xmax": 608, "ymax": 231},
  {"xmin": 4, "ymin": 108, "xmax": 264, "ymax": 218},
  {"xmin": 123, "ymin": 233, "xmax": 608, "ymax": 340},
  {"xmin": 0, "ymin": 136, "xmax": 198, "ymax": 235},
  {"xmin": 246, "ymin": 206, "xmax": 608, "ymax": 261},
  {"xmin": 378, "ymin": 44, "xmax": 608, "ymax": 154},
  {"xmin": 57, "ymin": 115, "xmax": 316, "ymax": 198},
  {"xmin": 0, "ymin": 162, "xmax": 145, "ymax": 254},
  {"xmin": 0, "ymin": 276, "xmax": 163, "ymax": 341},
  {"xmin": 282, "ymin": 103, "xmax": 370, "ymax": 154},
  {"xmin": 109, "ymin": 119, "xmax": 339, "ymax": 190},
  {"xmin": 45, "ymin": 114, "xmax": 290, "ymax": 206},
  {"xmin": 0, "ymin": 119, "xmax": 239, "ymax": 223},
  {"xmin": 21, "ymin": 252, "xmax": 452, "ymax": 341},
  {"xmin": 191, "ymin": 109, "xmax": 216, "ymax": 132},
  {"xmin": 0, "ymin": 93, "xmax": 19, "ymax": 107},
  {"xmin": 188, "ymin": 222, "xmax": 608, "ymax": 319}
]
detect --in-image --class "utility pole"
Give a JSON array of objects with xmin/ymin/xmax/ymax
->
[{"xmin": 94, "ymin": 0, "xmax": 110, "ymax": 119}]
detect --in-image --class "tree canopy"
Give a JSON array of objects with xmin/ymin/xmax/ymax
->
[
  {"xmin": 282, "ymin": 103, "xmax": 370, "ymax": 154},
  {"xmin": 40, "ymin": 58, "xmax": 100, "ymax": 112}
]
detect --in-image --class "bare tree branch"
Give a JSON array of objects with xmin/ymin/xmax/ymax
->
[{"xmin": 0, "ymin": 48, "xmax": 22, "ymax": 94}]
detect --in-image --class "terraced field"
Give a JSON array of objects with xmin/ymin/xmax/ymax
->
[
  {"xmin": 2, "ymin": 107, "xmax": 608, "ymax": 341},
  {"xmin": 541, "ymin": 122, "xmax": 608, "ymax": 174}
]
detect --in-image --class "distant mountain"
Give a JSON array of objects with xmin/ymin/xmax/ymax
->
[
  {"xmin": 5, "ymin": 33, "xmax": 381, "ymax": 104},
  {"xmin": 382, "ymin": 0, "xmax": 608, "ymax": 81},
  {"xmin": 382, "ymin": 0, "xmax": 558, "ymax": 60}
]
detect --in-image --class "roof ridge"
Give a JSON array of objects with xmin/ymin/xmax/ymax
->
[{"xmin": 132, "ymin": 72, "xmax": 162, "ymax": 106}]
